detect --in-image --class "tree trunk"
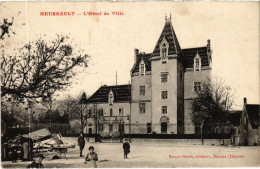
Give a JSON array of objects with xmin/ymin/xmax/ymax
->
[{"xmin": 200, "ymin": 120, "xmax": 204, "ymax": 145}]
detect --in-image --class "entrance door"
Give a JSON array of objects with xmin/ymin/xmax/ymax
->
[
  {"xmin": 88, "ymin": 128, "xmax": 92, "ymax": 134},
  {"xmin": 161, "ymin": 122, "xmax": 167, "ymax": 134},
  {"xmin": 119, "ymin": 124, "xmax": 125, "ymax": 133}
]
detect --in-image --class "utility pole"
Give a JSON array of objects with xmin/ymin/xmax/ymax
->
[
  {"xmin": 80, "ymin": 92, "xmax": 87, "ymax": 133},
  {"xmin": 116, "ymin": 70, "xmax": 117, "ymax": 86}
]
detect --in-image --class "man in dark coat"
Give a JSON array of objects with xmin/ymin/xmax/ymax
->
[
  {"xmin": 77, "ymin": 132, "xmax": 85, "ymax": 157},
  {"xmin": 123, "ymin": 139, "xmax": 130, "ymax": 159}
]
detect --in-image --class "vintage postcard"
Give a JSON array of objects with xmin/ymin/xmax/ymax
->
[{"xmin": 0, "ymin": 1, "xmax": 259, "ymax": 168}]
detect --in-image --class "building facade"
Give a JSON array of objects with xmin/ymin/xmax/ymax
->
[
  {"xmin": 239, "ymin": 98, "xmax": 260, "ymax": 146},
  {"xmin": 86, "ymin": 85, "xmax": 131, "ymax": 137},
  {"xmin": 86, "ymin": 16, "xmax": 212, "ymax": 136}
]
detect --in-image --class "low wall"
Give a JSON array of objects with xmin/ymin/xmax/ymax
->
[{"xmin": 130, "ymin": 138, "xmax": 231, "ymax": 146}]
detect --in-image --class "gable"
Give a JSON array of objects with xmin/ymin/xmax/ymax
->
[{"xmin": 152, "ymin": 22, "xmax": 182, "ymax": 57}]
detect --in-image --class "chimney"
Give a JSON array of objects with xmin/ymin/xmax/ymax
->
[
  {"xmin": 207, "ymin": 39, "xmax": 211, "ymax": 50},
  {"xmin": 134, "ymin": 49, "xmax": 139, "ymax": 63},
  {"xmin": 207, "ymin": 39, "xmax": 212, "ymax": 67},
  {"xmin": 244, "ymin": 97, "xmax": 247, "ymax": 105}
]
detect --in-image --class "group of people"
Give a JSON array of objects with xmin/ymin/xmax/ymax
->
[
  {"xmin": 77, "ymin": 132, "xmax": 131, "ymax": 168},
  {"xmin": 2, "ymin": 132, "xmax": 131, "ymax": 168}
]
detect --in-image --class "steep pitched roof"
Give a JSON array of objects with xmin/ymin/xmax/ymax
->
[
  {"xmin": 132, "ymin": 53, "xmax": 151, "ymax": 74},
  {"xmin": 182, "ymin": 47, "xmax": 209, "ymax": 68},
  {"xmin": 228, "ymin": 111, "xmax": 242, "ymax": 126},
  {"xmin": 152, "ymin": 22, "xmax": 182, "ymax": 57},
  {"xmin": 246, "ymin": 104, "xmax": 260, "ymax": 129},
  {"xmin": 87, "ymin": 84, "xmax": 131, "ymax": 103}
]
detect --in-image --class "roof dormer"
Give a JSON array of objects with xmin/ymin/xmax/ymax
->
[
  {"xmin": 160, "ymin": 37, "xmax": 169, "ymax": 64},
  {"xmin": 194, "ymin": 50, "xmax": 201, "ymax": 71},
  {"xmin": 139, "ymin": 58, "xmax": 146, "ymax": 76},
  {"xmin": 108, "ymin": 90, "xmax": 114, "ymax": 105}
]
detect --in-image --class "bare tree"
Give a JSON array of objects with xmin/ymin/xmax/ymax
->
[
  {"xmin": 57, "ymin": 94, "xmax": 86, "ymax": 132},
  {"xmin": 190, "ymin": 77, "xmax": 234, "ymax": 144},
  {"xmin": 1, "ymin": 35, "xmax": 89, "ymax": 99},
  {"xmin": 57, "ymin": 95, "xmax": 79, "ymax": 119}
]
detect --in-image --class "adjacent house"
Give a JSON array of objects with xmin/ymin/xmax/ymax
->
[
  {"xmin": 240, "ymin": 98, "xmax": 260, "ymax": 146},
  {"xmin": 86, "ymin": 85, "xmax": 131, "ymax": 137}
]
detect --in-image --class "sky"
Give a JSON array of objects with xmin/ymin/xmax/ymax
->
[{"xmin": 0, "ymin": 2, "xmax": 259, "ymax": 109}]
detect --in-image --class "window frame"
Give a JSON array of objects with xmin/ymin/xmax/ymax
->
[
  {"xmin": 162, "ymin": 48, "xmax": 167, "ymax": 60},
  {"xmin": 119, "ymin": 108, "xmax": 124, "ymax": 116},
  {"xmin": 140, "ymin": 64, "xmax": 144, "ymax": 75},
  {"xmin": 110, "ymin": 108, "xmax": 113, "ymax": 117},
  {"xmin": 147, "ymin": 123, "xmax": 152, "ymax": 134},
  {"xmin": 139, "ymin": 86, "xmax": 145, "ymax": 95},
  {"xmin": 161, "ymin": 42, "xmax": 168, "ymax": 63},
  {"xmin": 193, "ymin": 82, "xmax": 201, "ymax": 93},
  {"xmin": 161, "ymin": 73, "xmax": 168, "ymax": 83},
  {"xmin": 193, "ymin": 52, "xmax": 201, "ymax": 71},
  {"xmin": 139, "ymin": 103, "xmax": 146, "ymax": 113},
  {"xmin": 162, "ymin": 106, "xmax": 168, "ymax": 114},
  {"xmin": 109, "ymin": 124, "xmax": 113, "ymax": 132},
  {"xmin": 161, "ymin": 91, "xmax": 168, "ymax": 100}
]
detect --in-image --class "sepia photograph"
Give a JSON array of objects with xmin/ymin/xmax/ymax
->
[{"xmin": 0, "ymin": 1, "xmax": 259, "ymax": 168}]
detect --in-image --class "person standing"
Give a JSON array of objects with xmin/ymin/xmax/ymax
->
[
  {"xmin": 123, "ymin": 139, "xmax": 130, "ymax": 159},
  {"xmin": 85, "ymin": 146, "xmax": 98, "ymax": 168},
  {"xmin": 77, "ymin": 132, "xmax": 85, "ymax": 157},
  {"xmin": 10, "ymin": 141, "xmax": 18, "ymax": 163}
]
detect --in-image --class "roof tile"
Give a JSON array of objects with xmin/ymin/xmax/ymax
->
[
  {"xmin": 246, "ymin": 104, "xmax": 260, "ymax": 129},
  {"xmin": 87, "ymin": 84, "xmax": 131, "ymax": 103}
]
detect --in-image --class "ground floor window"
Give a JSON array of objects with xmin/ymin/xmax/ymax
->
[
  {"xmin": 147, "ymin": 123, "xmax": 151, "ymax": 134},
  {"xmin": 119, "ymin": 123, "xmax": 125, "ymax": 133},
  {"xmin": 99, "ymin": 124, "xmax": 103, "ymax": 131},
  {"xmin": 109, "ymin": 124, "xmax": 113, "ymax": 132}
]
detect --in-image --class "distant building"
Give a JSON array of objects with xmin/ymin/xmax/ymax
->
[
  {"xmin": 85, "ymin": 15, "xmax": 212, "ymax": 136},
  {"xmin": 240, "ymin": 98, "xmax": 260, "ymax": 146},
  {"xmin": 86, "ymin": 85, "xmax": 131, "ymax": 137}
]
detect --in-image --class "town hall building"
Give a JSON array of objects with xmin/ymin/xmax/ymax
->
[{"xmin": 85, "ymin": 15, "xmax": 212, "ymax": 137}]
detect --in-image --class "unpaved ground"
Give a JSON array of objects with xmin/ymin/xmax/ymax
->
[{"xmin": 2, "ymin": 137, "xmax": 260, "ymax": 168}]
